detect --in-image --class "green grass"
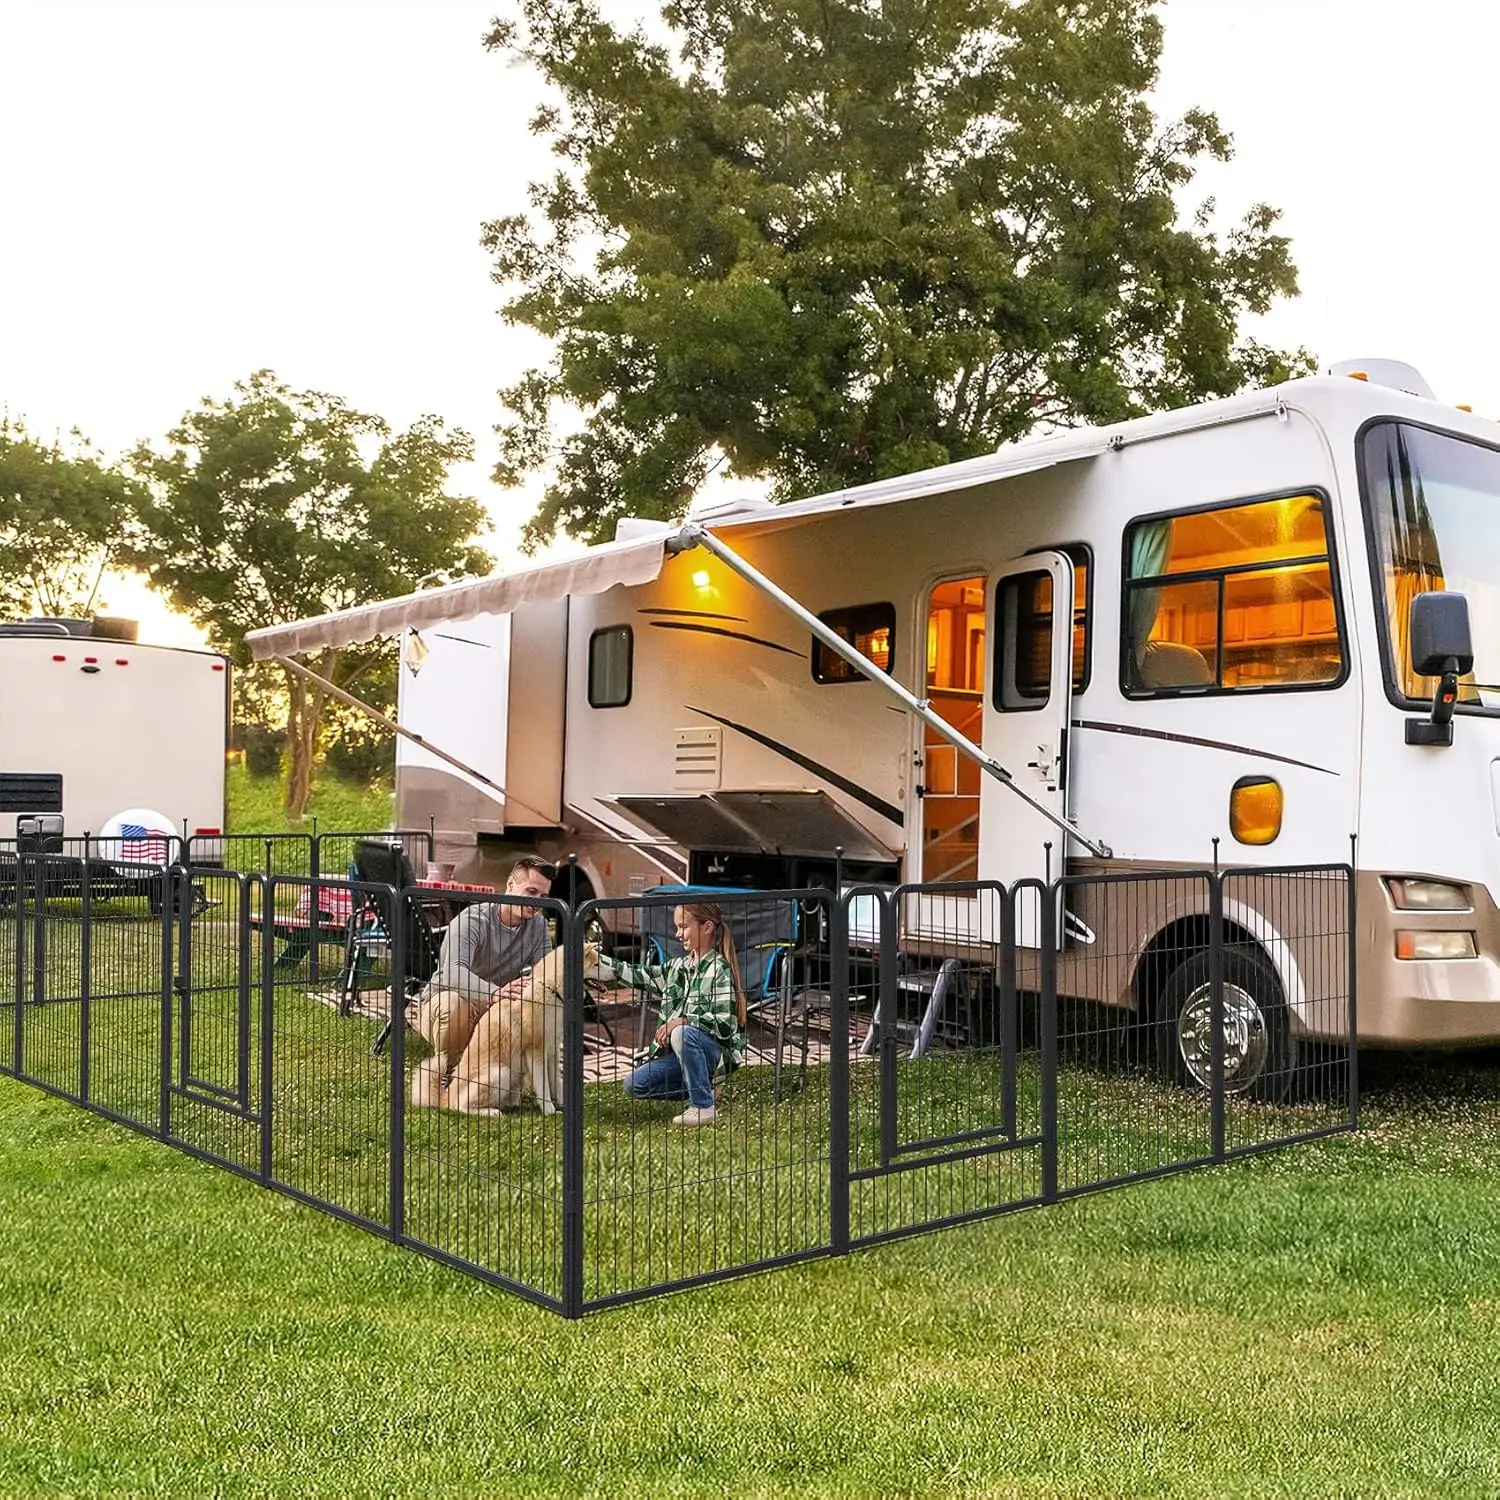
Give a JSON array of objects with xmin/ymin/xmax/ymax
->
[
  {"xmin": 225, "ymin": 763, "xmax": 395, "ymax": 838},
  {"xmin": 3, "ymin": 901, "xmax": 1498, "ymax": 1498},
  {"xmin": 2, "ymin": 1049, "xmax": 1499, "ymax": 1495}
]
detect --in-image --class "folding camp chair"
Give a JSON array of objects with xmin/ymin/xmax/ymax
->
[{"xmin": 339, "ymin": 840, "xmax": 443, "ymax": 1056}]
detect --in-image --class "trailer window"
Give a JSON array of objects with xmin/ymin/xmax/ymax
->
[
  {"xmin": 588, "ymin": 625, "xmax": 633, "ymax": 708},
  {"xmin": 813, "ymin": 603, "xmax": 894, "ymax": 684},
  {"xmin": 1122, "ymin": 493, "xmax": 1343, "ymax": 695}
]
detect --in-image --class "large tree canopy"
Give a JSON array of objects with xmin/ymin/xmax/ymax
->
[
  {"xmin": 0, "ymin": 416, "xmax": 142, "ymax": 619},
  {"xmin": 128, "ymin": 371, "xmax": 492, "ymax": 816},
  {"xmin": 486, "ymin": 0, "xmax": 1310, "ymax": 547}
]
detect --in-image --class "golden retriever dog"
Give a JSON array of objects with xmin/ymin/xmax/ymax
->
[{"xmin": 411, "ymin": 943, "xmax": 598, "ymax": 1116}]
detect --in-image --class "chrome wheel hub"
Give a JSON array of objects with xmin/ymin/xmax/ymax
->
[{"xmin": 1176, "ymin": 981, "xmax": 1270, "ymax": 1092}]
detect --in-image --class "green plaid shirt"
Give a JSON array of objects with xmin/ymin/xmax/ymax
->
[{"xmin": 601, "ymin": 951, "xmax": 746, "ymax": 1069}]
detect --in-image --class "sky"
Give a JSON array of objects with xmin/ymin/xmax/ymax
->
[{"xmin": 3, "ymin": 0, "xmax": 1499, "ymax": 644}]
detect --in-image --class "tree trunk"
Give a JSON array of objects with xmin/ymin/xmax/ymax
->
[
  {"xmin": 284, "ymin": 672, "xmax": 311, "ymax": 819},
  {"xmin": 282, "ymin": 655, "xmax": 333, "ymax": 820}
]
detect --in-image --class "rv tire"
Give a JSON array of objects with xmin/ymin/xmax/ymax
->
[{"xmin": 1156, "ymin": 944, "xmax": 1296, "ymax": 1104}]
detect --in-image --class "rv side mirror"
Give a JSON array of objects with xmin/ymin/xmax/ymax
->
[{"xmin": 1405, "ymin": 591, "xmax": 1473, "ymax": 747}]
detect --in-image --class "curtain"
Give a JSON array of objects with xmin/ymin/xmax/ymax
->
[{"xmin": 1125, "ymin": 519, "xmax": 1175, "ymax": 668}]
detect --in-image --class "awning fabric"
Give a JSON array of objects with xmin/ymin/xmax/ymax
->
[
  {"xmin": 691, "ymin": 440, "xmax": 1104, "ymax": 532},
  {"xmin": 246, "ymin": 435, "xmax": 1103, "ymax": 660},
  {"xmin": 245, "ymin": 533, "xmax": 670, "ymax": 660}
]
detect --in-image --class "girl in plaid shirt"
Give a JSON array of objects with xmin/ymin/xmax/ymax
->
[{"xmin": 601, "ymin": 901, "xmax": 745, "ymax": 1126}]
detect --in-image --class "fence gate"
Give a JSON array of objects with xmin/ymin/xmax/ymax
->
[
  {"xmin": 845, "ymin": 882, "xmax": 1047, "ymax": 1246},
  {"xmin": 164, "ymin": 869, "xmax": 263, "ymax": 1172}
]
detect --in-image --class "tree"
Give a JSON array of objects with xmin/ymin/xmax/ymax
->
[
  {"xmin": 0, "ymin": 416, "xmax": 143, "ymax": 619},
  {"xmin": 485, "ymin": 0, "xmax": 1312, "ymax": 547},
  {"xmin": 128, "ymin": 371, "xmax": 492, "ymax": 818}
]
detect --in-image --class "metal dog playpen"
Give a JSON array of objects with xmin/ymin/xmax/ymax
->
[{"xmin": 0, "ymin": 837, "xmax": 1355, "ymax": 1316}]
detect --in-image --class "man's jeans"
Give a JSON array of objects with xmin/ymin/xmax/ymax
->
[{"xmin": 624, "ymin": 1025, "xmax": 721, "ymax": 1109}]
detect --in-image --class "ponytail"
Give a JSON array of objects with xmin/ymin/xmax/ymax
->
[{"xmin": 683, "ymin": 901, "xmax": 745, "ymax": 1026}]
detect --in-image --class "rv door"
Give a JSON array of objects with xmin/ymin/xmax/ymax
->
[{"xmin": 981, "ymin": 550, "xmax": 1075, "ymax": 943}]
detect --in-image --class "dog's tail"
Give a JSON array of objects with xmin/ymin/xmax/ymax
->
[{"xmin": 410, "ymin": 1057, "xmax": 447, "ymax": 1111}]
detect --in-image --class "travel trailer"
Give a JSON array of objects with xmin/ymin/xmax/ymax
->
[
  {"xmin": 248, "ymin": 361, "xmax": 1500, "ymax": 1079},
  {"xmin": 0, "ymin": 618, "xmax": 229, "ymax": 848}
]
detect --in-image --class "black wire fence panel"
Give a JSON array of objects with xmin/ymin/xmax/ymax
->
[
  {"xmin": 0, "ymin": 854, "xmax": 1356, "ymax": 1315},
  {"xmin": 577, "ymin": 889, "xmax": 837, "ymax": 1308}
]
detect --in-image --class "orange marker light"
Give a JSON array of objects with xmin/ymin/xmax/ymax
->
[{"xmin": 1230, "ymin": 777, "xmax": 1283, "ymax": 846}]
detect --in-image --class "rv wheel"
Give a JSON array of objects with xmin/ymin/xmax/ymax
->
[{"xmin": 1157, "ymin": 945, "xmax": 1296, "ymax": 1104}]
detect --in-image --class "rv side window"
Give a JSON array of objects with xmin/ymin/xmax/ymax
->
[
  {"xmin": 588, "ymin": 625, "xmax": 633, "ymax": 708},
  {"xmin": 1122, "ymin": 492, "xmax": 1344, "ymax": 696},
  {"xmin": 1017, "ymin": 545, "xmax": 1091, "ymax": 694},
  {"xmin": 994, "ymin": 568, "xmax": 1054, "ymax": 710},
  {"xmin": 813, "ymin": 603, "xmax": 894, "ymax": 684}
]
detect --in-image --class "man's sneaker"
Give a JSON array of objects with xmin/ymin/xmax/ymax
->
[{"xmin": 673, "ymin": 1105, "xmax": 717, "ymax": 1126}]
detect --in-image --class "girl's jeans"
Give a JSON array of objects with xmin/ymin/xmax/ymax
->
[{"xmin": 624, "ymin": 1025, "xmax": 722, "ymax": 1109}]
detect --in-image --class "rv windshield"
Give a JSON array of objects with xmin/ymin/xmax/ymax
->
[{"xmin": 1361, "ymin": 422, "xmax": 1500, "ymax": 711}]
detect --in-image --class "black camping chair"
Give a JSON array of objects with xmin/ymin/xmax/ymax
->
[{"xmin": 339, "ymin": 840, "xmax": 443, "ymax": 1056}]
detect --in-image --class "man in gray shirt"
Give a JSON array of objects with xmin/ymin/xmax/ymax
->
[{"xmin": 413, "ymin": 855, "xmax": 554, "ymax": 1073}]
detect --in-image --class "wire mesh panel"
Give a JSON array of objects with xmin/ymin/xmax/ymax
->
[
  {"xmin": 315, "ymin": 830, "xmax": 434, "ymax": 886},
  {"xmin": 1, "ymin": 851, "xmax": 170, "ymax": 1128},
  {"xmin": 575, "ymin": 889, "xmax": 836, "ymax": 1308},
  {"xmin": 845, "ymin": 882, "xmax": 1045, "ymax": 1244},
  {"xmin": 399, "ymin": 893, "xmax": 569, "ymax": 1307},
  {"xmin": 186, "ymin": 833, "xmax": 313, "ymax": 880},
  {"xmin": 1048, "ymin": 872, "xmax": 1217, "ymax": 1193},
  {"xmin": 1218, "ymin": 865, "xmax": 1355, "ymax": 1150},
  {"xmin": 261, "ymin": 875, "xmax": 395, "ymax": 1234}
]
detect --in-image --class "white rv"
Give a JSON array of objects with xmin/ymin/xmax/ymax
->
[
  {"xmin": 0, "ymin": 619, "xmax": 229, "ymax": 846},
  {"xmin": 248, "ymin": 361, "xmax": 1500, "ymax": 1079}
]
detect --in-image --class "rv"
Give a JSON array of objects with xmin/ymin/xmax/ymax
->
[
  {"xmin": 0, "ymin": 618, "xmax": 229, "ymax": 850},
  {"xmin": 248, "ymin": 360, "xmax": 1500, "ymax": 1083}
]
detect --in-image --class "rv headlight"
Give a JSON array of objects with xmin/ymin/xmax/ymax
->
[
  {"xmin": 1385, "ymin": 878, "xmax": 1472, "ymax": 912},
  {"xmin": 1395, "ymin": 930, "xmax": 1478, "ymax": 960}
]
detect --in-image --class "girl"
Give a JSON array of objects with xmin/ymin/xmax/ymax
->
[{"xmin": 602, "ymin": 901, "xmax": 746, "ymax": 1126}]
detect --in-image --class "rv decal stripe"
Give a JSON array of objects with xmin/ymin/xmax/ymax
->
[
  {"xmin": 1072, "ymin": 720, "xmax": 1338, "ymax": 776},
  {"xmin": 637, "ymin": 608, "xmax": 747, "ymax": 623},
  {"xmin": 686, "ymin": 706, "xmax": 905, "ymax": 826},
  {"xmin": 649, "ymin": 621, "xmax": 805, "ymax": 658}
]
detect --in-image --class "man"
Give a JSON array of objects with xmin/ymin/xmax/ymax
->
[{"xmin": 413, "ymin": 855, "xmax": 554, "ymax": 1074}]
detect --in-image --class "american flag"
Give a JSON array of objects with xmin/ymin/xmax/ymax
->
[{"xmin": 119, "ymin": 823, "xmax": 172, "ymax": 863}]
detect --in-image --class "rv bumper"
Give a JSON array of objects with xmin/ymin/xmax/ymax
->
[{"xmin": 1356, "ymin": 871, "xmax": 1500, "ymax": 1045}]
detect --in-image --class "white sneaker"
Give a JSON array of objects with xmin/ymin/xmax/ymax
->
[{"xmin": 673, "ymin": 1105, "xmax": 717, "ymax": 1126}]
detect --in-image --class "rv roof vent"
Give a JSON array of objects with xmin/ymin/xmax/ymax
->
[
  {"xmin": 614, "ymin": 516, "xmax": 675, "ymax": 543},
  {"xmin": 1327, "ymin": 358, "xmax": 1435, "ymax": 400},
  {"xmin": 24, "ymin": 617, "xmax": 92, "ymax": 637},
  {"xmin": 688, "ymin": 493, "xmax": 775, "ymax": 522},
  {"xmin": 90, "ymin": 616, "xmax": 139, "ymax": 642},
  {"xmin": 0, "ymin": 621, "xmax": 72, "ymax": 638}
]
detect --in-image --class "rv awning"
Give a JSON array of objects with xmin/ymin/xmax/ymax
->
[
  {"xmin": 244, "ymin": 533, "xmax": 671, "ymax": 661},
  {"xmin": 698, "ymin": 437, "xmax": 1107, "ymax": 532}
]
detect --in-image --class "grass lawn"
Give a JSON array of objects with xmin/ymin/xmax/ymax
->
[
  {"xmin": 225, "ymin": 764, "xmax": 395, "ymax": 838},
  {"xmin": 2, "ymin": 1034, "xmax": 1499, "ymax": 1494},
  {"xmin": 3, "ymin": 782, "xmax": 1495, "ymax": 1493}
]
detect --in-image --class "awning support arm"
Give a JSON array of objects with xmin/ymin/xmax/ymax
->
[
  {"xmin": 270, "ymin": 654, "xmax": 509, "ymax": 801},
  {"xmin": 670, "ymin": 524, "xmax": 1113, "ymax": 859}
]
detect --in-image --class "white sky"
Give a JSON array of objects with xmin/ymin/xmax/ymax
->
[{"xmin": 2, "ymin": 0, "xmax": 1498, "ymax": 644}]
